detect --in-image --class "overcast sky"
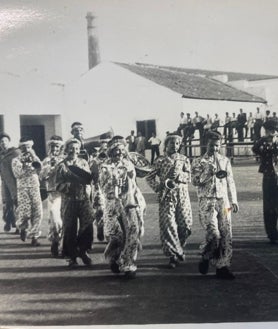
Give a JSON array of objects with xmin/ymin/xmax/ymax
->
[{"xmin": 0, "ymin": 0, "xmax": 278, "ymax": 84}]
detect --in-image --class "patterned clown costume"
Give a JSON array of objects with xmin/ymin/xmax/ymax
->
[
  {"xmin": 191, "ymin": 153, "xmax": 238, "ymax": 269},
  {"xmin": 12, "ymin": 150, "xmax": 42, "ymax": 242},
  {"xmin": 40, "ymin": 145, "xmax": 64, "ymax": 256},
  {"xmin": 146, "ymin": 152, "xmax": 192, "ymax": 264},
  {"xmin": 0, "ymin": 145, "xmax": 20, "ymax": 232},
  {"xmin": 98, "ymin": 157, "xmax": 146, "ymax": 274}
]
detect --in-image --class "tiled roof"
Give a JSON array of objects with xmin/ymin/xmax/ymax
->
[
  {"xmin": 138, "ymin": 63, "xmax": 278, "ymax": 82},
  {"xmin": 115, "ymin": 62, "xmax": 267, "ymax": 103}
]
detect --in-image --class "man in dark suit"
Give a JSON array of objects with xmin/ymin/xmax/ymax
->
[{"xmin": 236, "ymin": 108, "xmax": 247, "ymax": 142}]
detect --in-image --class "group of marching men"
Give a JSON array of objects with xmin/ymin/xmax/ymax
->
[{"xmin": 1, "ymin": 119, "xmax": 278, "ymax": 280}]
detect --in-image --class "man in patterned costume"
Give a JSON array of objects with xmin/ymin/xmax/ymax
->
[
  {"xmin": 146, "ymin": 134, "xmax": 192, "ymax": 269},
  {"xmin": 40, "ymin": 135, "xmax": 64, "ymax": 257},
  {"xmin": 12, "ymin": 137, "xmax": 43, "ymax": 246},
  {"xmin": 56, "ymin": 138, "xmax": 95, "ymax": 268},
  {"xmin": 252, "ymin": 119, "xmax": 278, "ymax": 244},
  {"xmin": 90, "ymin": 137, "xmax": 111, "ymax": 242},
  {"xmin": 191, "ymin": 131, "xmax": 238, "ymax": 280},
  {"xmin": 98, "ymin": 136, "xmax": 146, "ymax": 279},
  {"xmin": 0, "ymin": 133, "xmax": 20, "ymax": 232}
]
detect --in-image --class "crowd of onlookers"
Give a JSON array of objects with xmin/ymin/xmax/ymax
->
[{"xmin": 177, "ymin": 107, "xmax": 278, "ymax": 144}]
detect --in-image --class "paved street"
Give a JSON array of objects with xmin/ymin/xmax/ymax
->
[{"xmin": 0, "ymin": 165, "xmax": 278, "ymax": 327}]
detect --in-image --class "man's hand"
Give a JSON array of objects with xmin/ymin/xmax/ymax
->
[{"xmin": 232, "ymin": 203, "xmax": 239, "ymax": 213}]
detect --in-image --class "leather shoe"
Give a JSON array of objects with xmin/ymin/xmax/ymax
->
[
  {"xmin": 20, "ymin": 229, "xmax": 27, "ymax": 242},
  {"xmin": 51, "ymin": 241, "xmax": 59, "ymax": 257},
  {"xmin": 216, "ymin": 267, "xmax": 235, "ymax": 280},
  {"xmin": 68, "ymin": 258, "xmax": 78, "ymax": 269},
  {"xmin": 79, "ymin": 251, "xmax": 92, "ymax": 266},
  {"xmin": 199, "ymin": 258, "xmax": 209, "ymax": 275},
  {"xmin": 110, "ymin": 262, "xmax": 120, "ymax": 273},
  {"xmin": 31, "ymin": 238, "xmax": 41, "ymax": 247},
  {"xmin": 125, "ymin": 271, "xmax": 136, "ymax": 279},
  {"xmin": 4, "ymin": 222, "xmax": 11, "ymax": 232},
  {"xmin": 169, "ymin": 256, "xmax": 179, "ymax": 269}
]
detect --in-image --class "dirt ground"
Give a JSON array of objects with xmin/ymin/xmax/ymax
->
[{"xmin": 0, "ymin": 164, "xmax": 278, "ymax": 328}]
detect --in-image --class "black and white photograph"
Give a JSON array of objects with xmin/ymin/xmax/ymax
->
[{"xmin": 0, "ymin": 1, "xmax": 278, "ymax": 329}]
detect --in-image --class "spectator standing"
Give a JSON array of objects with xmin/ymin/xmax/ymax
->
[
  {"xmin": 148, "ymin": 132, "xmax": 161, "ymax": 165},
  {"xmin": 0, "ymin": 133, "xmax": 20, "ymax": 232},
  {"xmin": 126, "ymin": 130, "xmax": 136, "ymax": 152},
  {"xmin": 184, "ymin": 113, "xmax": 194, "ymax": 140},
  {"xmin": 177, "ymin": 112, "xmax": 187, "ymax": 137},
  {"xmin": 230, "ymin": 113, "xmax": 237, "ymax": 140},
  {"xmin": 12, "ymin": 137, "xmax": 43, "ymax": 246},
  {"xmin": 246, "ymin": 112, "xmax": 255, "ymax": 140},
  {"xmin": 135, "ymin": 131, "xmax": 146, "ymax": 156},
  {"xmin": 252, "ymin": 120, "xmax": 278, "ymax": 244},
  {"xmin": 254, "ymin": 107, "xmax": 264, "ymax": 141},
  {"xmin": 236, "ymin": 108, "xmax": 247, "ymax": 142},
  {"xmin": 192, "ymin": 111, "xmax": 205, "ymax": 141},
  {"xmin": 211, "ymin": 114, "xmax": 220, "ymax": 131},
  {"xmin": 223, "ymin": 112, "xmax": 232, "ymax": 143},
  {"xmin": 264, "ymin": 110, "xmax": 271, "ymax": 122},
  {"xmin": 203, "ymin": 114, "xmax": 213, "ymax": 147},
  {"xmin": 272, "ymin": 112, "xmax": 278, "ymax": 123},
  {"xmin": 191, "ymin": 131, "xmax": 238, "ymax": 280}
]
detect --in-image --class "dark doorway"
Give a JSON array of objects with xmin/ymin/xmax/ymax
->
[
  {"xmin": 21, "ymin": 125, "xmax": 46, "ymax": 160},
  {"xmin": 136, "ymin": 120, "xmax": 156, "ymax": 149}
]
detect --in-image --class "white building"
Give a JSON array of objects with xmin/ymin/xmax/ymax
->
[{"xmin": 0, "ymin": 61, "xmax": 276, "ymax": 159}]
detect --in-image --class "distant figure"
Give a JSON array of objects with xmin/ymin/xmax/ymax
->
[
  {"xmin": 184, "ymin": 113, "xmax": 194, "ymax": 140},
  {"xmin": 192, "ymin": 111, "xmax": 205, "ymax": 139},
  {"xmin": 265, "ymin": 110, "xmax": 271, "ymax": 121},
  {"xmin": 135, "ymin": 131, "xmax": 146, "ymax": 156},
  {"xmin": 148, "ymin": 132, "xmax": 161, "ymax": 165},
  {"xmin": 211, "ymin": 114, "xmax": 220, "ymax": 131},
  {"xmin": 0, "ymin": 133, "xmax": 20, "ymax": 232},
  {"xmin": 177, "ymin": 112, "xmax": 187, "ymax": 137},
  {"xmin": 252, "ymin": 120, "xmax": 278, "ymax": 244},
  {"xmin": 230, "ymin": 113, "xmax": 237, "ymax": 140},
  {"xmin": 254, "ymin": 107, "xmax": 264, "ymax": 141},
  {"xmin": 203, "ymin": 114, "xmax": 213, "ymax": 147},
  {"xmin": 236, "ymin": 108, "xmax": 247, "ymax": 142},
  {"xmin": 126, "ymin": 130, "xmax": 136, "ymax": 152},
  {"xmin": 272, "ymin": 112, "xmax": 278, "ymax": 123},
  {"xmin": 223, "ymin": 112, "xmax": 232, "ymax": 143},
  {"xmin": 246, "ymin": 112, "xmax": 255, "ymax": 140}
]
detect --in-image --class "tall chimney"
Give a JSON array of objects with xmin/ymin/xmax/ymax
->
[{"xmin": 86, "ymin": 12, "xmax": 100, "ymax": 70}]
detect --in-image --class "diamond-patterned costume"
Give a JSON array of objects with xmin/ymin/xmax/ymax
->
[
  {"xmin": 191, "ymin": 153, "xmax": 238, "ymax": 268},
  {"xmin": 98, "ymin": 157, "xmax": 145, "ymax": 272},
  {"xmin": 146, "ymin": 153, "xmax": 192, "ymax": 259},
  {"xmin": 12, "ymin": 153, "xmax": 42, "ymax": 239}
]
